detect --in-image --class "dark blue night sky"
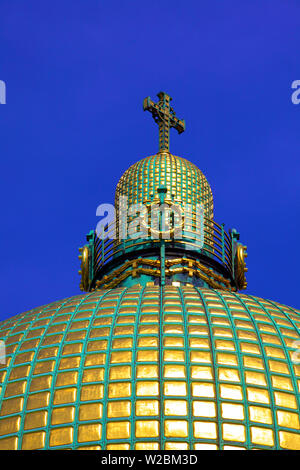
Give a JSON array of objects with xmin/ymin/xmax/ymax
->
[{"xmin": 1, "ymin": 0, "xmax": 299, "ymax": 320}]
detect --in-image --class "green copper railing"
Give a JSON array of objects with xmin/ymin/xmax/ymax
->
[{"xmin": 92, "ymin": 215, "xmax": 234, "ymax": 280}]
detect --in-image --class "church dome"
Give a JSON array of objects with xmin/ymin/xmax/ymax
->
[
  {"xmin": 0, "ymin": 91, "xmax": 299, "ymax": 450},
  {"xmin": 0, "ymin": 286, "xmax": 299, "ymax": 450}
]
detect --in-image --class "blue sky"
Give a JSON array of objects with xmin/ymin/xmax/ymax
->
[{"xmin": 0, "ymin": 0, "xmax": 299, "ymax": 320}]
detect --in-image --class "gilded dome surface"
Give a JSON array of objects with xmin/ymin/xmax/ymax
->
[
  {"xmin": 0, "ymin": 286, "xmax": 299, "ymax": 450},
  {"xmin": 115, "ymin": 152, "xmax": 214, "ymax": 219}
]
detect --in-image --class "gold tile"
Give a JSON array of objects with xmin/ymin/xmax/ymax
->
[
  {"xmin": 53, "ymin": 387, "xmax": 77, "ymax": 405},
  {"xmin": 189, "ymin": 337, "xmax": 210, "ymax": 348},
  {"xmin": 191, "ymin": 366, "xmax": 213, "ymax": 380},
  {"xmin": 56, "ymin": 371, "xmax": 78, "ymax": 387},
  {"xmin": 34, "ymin": 360, "xmax": 55, "ymax": 375},
  {"xmin": 80, "ymin": 384, "xmax": 104, "ymax": 401},
  {"xmin": 223, "ymin": 445, "xmax": 246, "ymax": 450},
  {"xmin": 218, "ymin": 368, "xmax": 240, "ymax": 382},
  {"xmin": 190, "ymin": 351, "xmax": 211, "ymax": 363},
  {"xmin": 279, "ymin": 431, "xmax": 300, "ymax": 450},
  {"xmin": 108, "ymin": 382, "xmax": 131, "ymax": 398},
  {"xmin": 220, "ymin": 384, "xmax": 243, "ymax": 400},
  {"xmin": 78, "ymin": 424, "xmax": 102, "ymax": 443},
  {"xmin": 274, "ymin": 391, "xmax": 297, "ymax": 409},
  {"xmin": 109, "ymin": 365, "xmax": 131, "ymax": 380},
  {"xmin": 271, "ymin": 375, "xmax": 293, "ymax": 391},
  {"xmin": 188, "ymin": 325, "xmax": 208, "ymax": 335},
  {"xmin": 14, "ymin": 351, "xmax": 34, "ymax": 365},
  {"xmin": 116, "ymin": 316, "xmax": 135, "ymax": 324},
  {"xmin": 135, "ymin": 442, "xmax": 159, "ymax": 450},
  {"xmin": 0, "ymin": 436, "xmax": 18, "ymax": 450},
  {"xmin": 89, "ymin": 328, "xmax": 109, "ymax": 339},
  {"xmin": 213, "ymin": 327, "xmax": 233, "ymax": 338},
  {"xmin": 222, "ymin": 423, "xmax": 246, "ymax": 442},
  {"xmin": 107, "ymin": 421, "xmax": 130, "ymax": 439},
  {"xmin": 4, "ymin": 380, "xmax": 27, "ymax": 397},
  {"xmin": 78, "ymin": 445, "xmax": 101, "ymax": 450},
  {"xmin": 277, "ymin": 410, "xmax": 300, "ymax": 429},
  {"xmin": 244, "ymin": 371, "xmax": 267, "ymax": 387},
  {"xmin": 164, "ymin": 400, "xmax": 187, "ymax": 416},
  {"xmin": 49, "ymin": 427, "xmax": 74, "ymax": 446},
  {"xmin": 164, "ymin": 381, "xmax": 187, "ymax": 396},
  {"xmin": 112, "ymin": 338, "xmax": 133, "ymax": 349},
  {"xmin": 79, "ymin": 403, "xmax": 102, "ymax": 420},
  {"xmin": 247, "ymin": 388, "xmax": 270, "ymax": 404},
  {"xmin": 136, "ymin": 420, "xmax": 159, "ymax": 438},
  {"xmin": 37, "ymin": 347, "xmax": 58, "ymax": 360},
  {"xmin": 0, "ymin": 416, "xmax": 21, "ymax": 436},
  {"xmin": 193, "ymin": 401, "xmax": 216, "ymax": 418},
  {"xmin": 0, "ymin": 397, "xmax": 24, "ymax": 415},
  {"xmin": 269, "ymin": 360, "xmax": 289, "ymax": 374},
  {"xmin": 163, "ymin": 325, "xmax": 184, "ymax": 334},
  {"xmin": 249, "ymin": 406, "xmax": 272, "ymax": 425},
  {"xmin": 163, "ymin": 365, "xmax": 186, "ymax": 378},
  {"xmin": 47, "ymin": 324, "xmax": 67, "ymax": 334},
  {"xmin": 62, "ymin": 343, "xmax": 83, "ymax": 355},
  {"xmin": 82, "ymin": 368, "xmax": 104, "ymax": 383},
  {"xmin": 243, "ymin": 356, "xmax": 264, "ymax": 370},
  {"xmin": 138, "ymin": 325, "xmax": 158, "ymax": 335},
  {"xmin": 240, "ymin": 343, "xmax": 261, "ymax": 355},
  {"xmin": 251, "ymin": 426, "xmax": 274, "ymax": 446},
  {"xmin": 194, "ymin": 443, "xmax": 218, "ymax": 450},
  {"xmin": 0, "ymin": 371, "xmax": 6, "ymax": 383},
  {"xmin": 30, "ymin": 375, "xmax": 52, "ymax": 393},
  {"xmin": 237, "ymin": 330, "xmax": 257, "ymax": 341},
  {"xmin": 136, "ymin": 379, "xmax": 159, "ymax": 397},
  {"xmin": 106, "ymin": 443, "xmax": 130, "ymax": 450},
  {"xmin": 215, "ymin": 340, "xmax": 235, "ymax": 351},
  {"xmin": 22, "ymin": 431, "xmax": 46, "ymax": 450},
  {"xmin": 51, "ymin": 406, "xmax": 75, "ymax": 425},
  {"xmin": 42, "ymin": 334, "xmax": 63, "ymax": 346},
  {"xmin": 107, "ymin": 401, "xmax": 131, "ymax": 418},
  {"xmin": 136, "ymin": 364, "xmax": 158, "ymax": 379},
  {"xmin": 221, "ymin": 403, "xmax": 244, "ymax": 420},
  {"xmin": 194, "ymin": 421, "xmax": 217, "ymax": 439},
  {"xmin": 165, "ymin": 441, "xmax": 189, "ymax": 450},
  {"xmin": 265, "ymin": 346, "xmax": 285, "ymax": 359},
  {"xmin": 137, "ymin": 350, "xmax": 158, "ymax": 362},
  {"xmin": 24, "ymin": 410, "xmax": 47, "ymax": 430},
  {"xmin": 163, "ymin": 337, "xmax": 184, "ymax": 347},
  {"xmin": 85, "ymin": 353, "xmax": 106, "ymax": 367},
  {"xmin": 20, "ymin": 339, "xmax": 39, "ymax": 351},
  {"xmin": 192, "ymin": 382, "xmax": 214, "ymax": 398},
  {"xmin": 9, "ymin": 365, "xmax": 30, "ymax": 380},
  {"xmin": 59, "ymin": 356, "xmax": 81, "ymax": 370},
  {"xmin": 261, "ymin": 334, "xmax": 281, "ymax": 345},
  {"xmin": 217, "ymin": 353, "xmax": 238, "ymax": 366},
  {"xmin": 135, "ymin": 400, "xmax": 159, "ymax": 416},
  {"xmin": 110, "ymin": 351, "xmax": 132, "ymax": 364}
]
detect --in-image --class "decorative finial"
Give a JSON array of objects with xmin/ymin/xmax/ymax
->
[{"xmin": 143, "ymin": 91, "xmax": 185, "ymax": 152}]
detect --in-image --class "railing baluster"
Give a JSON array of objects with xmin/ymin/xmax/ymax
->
[{"xmin": 221, "ymin": 223, "xmax": 225, "ymax": 263}]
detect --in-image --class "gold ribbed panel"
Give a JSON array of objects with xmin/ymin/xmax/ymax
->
[{"xmin": 0, "ymin": 286, "xmax": 299, "ymax": 450}]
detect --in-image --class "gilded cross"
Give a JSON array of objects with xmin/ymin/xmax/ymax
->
[{"xmin": 143, "ymin": 91, "xmax": 185, "ymax": 152}]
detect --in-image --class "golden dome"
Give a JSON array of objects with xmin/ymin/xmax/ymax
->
[
  {"xmin": 115, "ymin": 152, "xmax": 214, "ymax": 219},
  {"xmin": 0, "ymin": 286, "xmax": 299, "ymax": 450}
]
